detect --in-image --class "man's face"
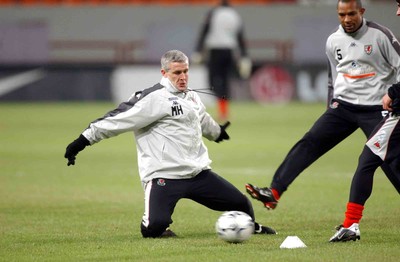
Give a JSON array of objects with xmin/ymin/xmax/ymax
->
[
  {"xmin": 161, "ymin": 62, "xmax": 189, "ymax": 92},
  {"xmin": 337, "ymin": 1, "xmax": 365, "ymax": 33},
  {"xmin": 397, "ymin": 0, "xmax": 400, "ymax": 16}
]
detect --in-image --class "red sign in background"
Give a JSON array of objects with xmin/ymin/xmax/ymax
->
[{"xmin": 250, "ymin": 65, "xmax": 295, "ymax": 103}]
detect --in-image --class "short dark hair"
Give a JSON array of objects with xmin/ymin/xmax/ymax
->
[{"xmin": 337, "ymin": 0, "xmax": 363, "ymax": 8}]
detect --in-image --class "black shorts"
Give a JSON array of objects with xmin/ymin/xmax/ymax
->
[{"xmin": 366, "ymin": 114, "xmax": 400, "ymax": 162}]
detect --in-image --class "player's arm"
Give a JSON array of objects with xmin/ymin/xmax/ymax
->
[
  {"xmin": 326, "ymin": 59, "xmax": 335, "ymax": 107},
  {"xmin": 381, "ymin": 30, "xmax": 400, "ymax": 112},
  {"xmin": 64, "ymin": 101, "xmax": 143, "ymax": 166},
  {"xmin": 380, "ymin": 29, "xmax": 400, "ymax": 81},
  {"xmin": 195, "ymin": 93, "xmax": 230, "ymax": 143},
  {"xmin": 200, "ymin": 110, "xmax": 230, "ymax": 143},
  {"xmin": 64, "ymin": 92, "xmax": 165, "ymax": 166},
  {"xmin": 385, "ymin": 82, "xmax": 400, "ymax": 112},
  {"xmin": 237, "ymin": 23, "xmax": 248, "ymax": 58},
  {"xmin": 325, "ymin": 37, "xmax": 337, "ymax": 108},
  {"xmin": 382, "ymin": 94, "xmax": 393, "ymax": 111}
]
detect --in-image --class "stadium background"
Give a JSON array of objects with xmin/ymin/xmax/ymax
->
[
  {"xmin": 2, "ymin": 2, "xmax": 400, "ymax": 260},
  {"xmin": 0, "ymin": 0, "xmax": 398, "ymax": 104}
]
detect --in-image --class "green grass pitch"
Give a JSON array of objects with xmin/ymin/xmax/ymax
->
[{"xmin": 1, "ymin": 102, "xmax": 399, "ymax": 261}]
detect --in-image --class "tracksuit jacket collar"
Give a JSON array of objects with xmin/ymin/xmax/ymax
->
[
  {"xmin": 340, "ymin": 18, "xmax": 367, "ymax": 37},
  {"xmin": 160, "ymin": 77, "xmax": 188, "ymax": 98}
]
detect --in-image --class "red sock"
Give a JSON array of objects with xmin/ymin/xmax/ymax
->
[
  {"xmin": 343, "ymin": 202, "xmax": 364, "ymax": 228},
  {"xmin": 218, "ymin": 99, "xmax": 228, "ymax": 120},
  {"xmin": 271, "ymin": 188, "xmax": 280, "ymax": 200}
]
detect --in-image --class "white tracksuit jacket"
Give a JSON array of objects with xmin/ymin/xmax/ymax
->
[
  {"xmin": 326, "ymin": 18, "xmax": 400, "ymax": 106},
  {"xmin": 82, "ymin": 77, "xmax": 221, "ymax": 184}
]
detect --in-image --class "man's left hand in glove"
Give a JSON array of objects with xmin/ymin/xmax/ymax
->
[{"xmin": 215, "ymin": 121, "xmax": 230, "ymax": 143}]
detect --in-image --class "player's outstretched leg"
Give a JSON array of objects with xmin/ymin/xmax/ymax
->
[
  {"xmin": 329, "ymin": 223, "xmax": 360, "ymax": 242},
  {"xmin": 245, "ymin": 183, "xmax": 278, "ymax": 210}
]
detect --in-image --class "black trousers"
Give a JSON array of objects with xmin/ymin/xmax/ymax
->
[
  {"xmin": 349, "ymin": 146, "xmax": 384, "ymax": 205},
  {"xmin": 270, "ymin": 101, "xmax": 400, "ymax": 195},
  {"xmin": 350, "ymin": 115, "xmax": 400, "ymax": 204},
  {"xmin": 207, "ymin": 48, "xmax": 234, "ymax": 99},
  {"xmin": 141, "ymin": 169, "xmax": 254, "ymax": 238}
]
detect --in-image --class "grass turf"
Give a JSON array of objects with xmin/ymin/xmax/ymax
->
[{"xmin": 1, "ymin": 102, "xmax": 399, "ymax": 261}]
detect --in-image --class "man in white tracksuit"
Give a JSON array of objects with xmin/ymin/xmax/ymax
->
[{"xmin": 64, "ymin": 50, "xmax": 276, "ymax": 238}]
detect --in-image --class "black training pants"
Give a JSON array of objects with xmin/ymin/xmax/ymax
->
[
  {"xmin": 207, "ymin": 48, "xmax": 234, "ymax": 99},
  {"xmin": 140, "ymin": 169, "xmax": 254, "ymax": 238},
  {"xmin": 349, "ymin": 146, "xmax": 383, "ymax": 205},
  {"xmin": 270, "ymin": 102, "xmax": 400, "ymax": 195},
  {"xmin": 350, "ymin": 114, "xmax": 400, "ymax": 204}
]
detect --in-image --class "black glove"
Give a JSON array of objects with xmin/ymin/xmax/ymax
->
[
  {"xmin": 392, "ymin": 98, "xmax": 400, "ymax": 114},
  {"xmin": 64, "ymin": 135, "xmax": 90, "ymax": 166},
  {"xmin": 215, "ymin": 121, "xmax": 230, "ymax": 143},
  {"xmin": 388, "ymin": 83, "xmax": 400, "ymax": 114}
]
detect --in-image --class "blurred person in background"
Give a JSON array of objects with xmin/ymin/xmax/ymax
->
[
  {"xmin": 192, "ymin": 0, "xmax": 251, "ymax": 120},
  {"xmin": 64, "ymin": 50, "xmax": 276, "ymax": 238},
  {"xmin": 329, "ymin": 0, "xmax": 400, "ymax": 242},
  {"xmin": 246, "ymin": 0, "xmax": 400, "ymax": 214}
]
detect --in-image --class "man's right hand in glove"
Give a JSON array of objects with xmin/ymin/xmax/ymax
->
[{"xmin": 64, "ymin": 134, "xmax": 90, "ymax": 166}]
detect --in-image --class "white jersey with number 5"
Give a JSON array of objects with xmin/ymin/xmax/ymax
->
[{"xmin": 326, "ymin": 18, "xmax": 400, "ymax": 106}]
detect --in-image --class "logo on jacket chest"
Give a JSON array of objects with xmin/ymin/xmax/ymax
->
[
  {"xmin": 171, "ymin": 101, "xmax": 184, "ymax": 116},
  {"xmin": 364, "ymin": 45, "xmax": 373, "ymax": 55}
]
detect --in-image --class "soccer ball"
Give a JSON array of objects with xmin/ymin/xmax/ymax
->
[{"xmin": 215, "ymin": 211, "xmax": 254, "ymax": 243}]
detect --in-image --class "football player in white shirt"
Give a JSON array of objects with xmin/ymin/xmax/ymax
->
[
  {"xmin": 329, "ymin": 0, "xmax": 400, "ymax": 242},
  {"xmin": 246, "ymin": 0, "xmax": 400, "ymax": 218}
]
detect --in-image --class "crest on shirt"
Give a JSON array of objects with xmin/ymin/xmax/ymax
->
[{"xmin": 364, "ymin": 45, "xmax": 373, "ymax": 55}]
